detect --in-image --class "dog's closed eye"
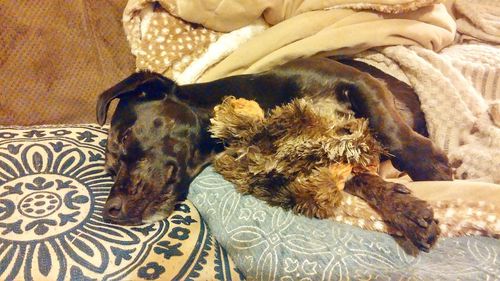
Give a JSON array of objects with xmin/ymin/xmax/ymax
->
[
  {"xmin": 129, "ymin": 178, "xmax": 142, "ymax": 195},
  {"xmin": 120, "ymin": 128, "xmax": 133, "ymax": 144},
  {"xmin": 122, "ymin": 134, "xmax": 129, "ymax": 143},
  {"xmin": 164, "ymin": 163, "xmax": 178, "ymax": 184},
  {"xmin": 107, "ymin": 166, "xmax": 117, "ymax": 179}
]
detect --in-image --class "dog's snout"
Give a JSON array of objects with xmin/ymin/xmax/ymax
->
[{"xmin": 103, "ymin": 196, "xmax": 124, "ymax": 221}]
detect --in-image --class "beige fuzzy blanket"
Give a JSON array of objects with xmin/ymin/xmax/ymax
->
[
  {"xmin": 121, "ymin": 0, "xmax": 499, "ymax": 237},
  {"xmin": 123, "ymin": 0, "xmax": 455, "ymax": 81},
  {"xmin": 126, "ymin": 0, "xmax": 444, "ymax": 32},
  {"xmin": 446, "ymin": 0, "xmax": 500, "ymax": 44}
]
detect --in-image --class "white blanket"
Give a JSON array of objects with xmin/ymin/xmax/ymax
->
[{"xmin": 354, "ymin": 44, "xmax": 500, "ymax": 183}]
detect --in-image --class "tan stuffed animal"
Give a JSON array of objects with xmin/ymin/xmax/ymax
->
[{"xmin": 210, "ymin": 96, "xmax": 384, "ymax": 219}]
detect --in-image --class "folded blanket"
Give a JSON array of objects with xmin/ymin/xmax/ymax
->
[
  {"xmin": 198, "ymin": 4, "xmax": 456, "ymax": 81},
  {"xmin": 123, "ymin": 0, "xmax": 455, "ymax": 82},
  {"xmin": 126, "ymin": 0, "xmax": 443, "ymax": 32},
  {"xmin": 447, "ymin": 0, "xmax": 500, "ymax": 44}
]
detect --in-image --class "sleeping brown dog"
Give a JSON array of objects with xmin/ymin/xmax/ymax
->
[{"xmin": 96, "ymin": 57, "xmax": 452, "ymax": 252}]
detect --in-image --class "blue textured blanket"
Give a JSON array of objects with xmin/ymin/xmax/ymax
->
[{"xmin": 188, "ymin": 167, "xmax": 500, "ymax": 281}]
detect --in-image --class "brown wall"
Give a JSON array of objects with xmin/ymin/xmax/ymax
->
[{"xmin": 0, "ymin": 0, "xmax": 135, "ymax": 125}]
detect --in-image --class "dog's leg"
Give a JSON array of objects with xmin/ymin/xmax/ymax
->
[
  {"xmin": 340, "ymin": 74, "xmax": 452, "ymax": 181},
  {"xmin": 337, "ymin": 58, "xmax": 429, "ymax": 137},
  {"xmin": 344, "ymin": 173, "xmax": 440, "ymax": 252}
]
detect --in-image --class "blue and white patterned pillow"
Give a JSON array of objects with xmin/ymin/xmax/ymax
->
[
  {"xmin": 0, "ymin": 125, "xmax": 243, "ymax": 281},
  {"xmin": 189, "ymin": 166, "xmax": 500, "ymax": 281}
]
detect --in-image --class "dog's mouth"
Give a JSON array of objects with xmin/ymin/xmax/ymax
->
[
  {"xmin": 102, "ymin": 215, "xmax": 143, "ymax": 226},
  {"xmin": 141, "ymin": 198, "xmax": 178, "ymax": 224}
]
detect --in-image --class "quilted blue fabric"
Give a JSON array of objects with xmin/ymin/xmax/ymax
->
[{"xmin": 189, "ymin": 166, "xmax": 500, "ymax": 281}]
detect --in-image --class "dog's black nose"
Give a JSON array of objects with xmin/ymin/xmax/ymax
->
[{"xmin": 103, "ymin": 196, "xmax": 123, "ymax": 221}]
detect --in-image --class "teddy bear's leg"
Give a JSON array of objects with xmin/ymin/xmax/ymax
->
[
  {"xmin": 344, "ymin": 173, "xmax": 440, "ymax": 252},
  {"xmin": 290, "ymin": 164, "xmax": 352, "ymax": 219}
]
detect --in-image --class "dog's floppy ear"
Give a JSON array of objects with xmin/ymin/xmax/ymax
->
[{"xmin": 96, "ymin": 72, "xmax": 176, "ymax": 125}]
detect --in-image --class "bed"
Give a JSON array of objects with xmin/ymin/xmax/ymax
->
[{"xmin": 1, "ymin": 0, "xmax": 499, "ymax": 280}]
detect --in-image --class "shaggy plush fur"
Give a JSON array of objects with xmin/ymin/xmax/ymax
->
[{"xmin": 210, "ymin": 96, "xmax": 384, "ymax": 218}]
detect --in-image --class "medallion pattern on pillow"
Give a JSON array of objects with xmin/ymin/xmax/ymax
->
[{"xmin": 0, "ymin": 125, "xmax": 242, "ymax": 281}]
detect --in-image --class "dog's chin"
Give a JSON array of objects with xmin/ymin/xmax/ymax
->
[
  {"xmin": 103, "ymin": 217, "xmax": 143, "ymax": 226},
  {"xmin": 141, "ymin": 212, "xmax": 169, "ymax": 224},
  {"xmin": 141, "ymin": 200, "xmax": 176, "ymax": 224}
]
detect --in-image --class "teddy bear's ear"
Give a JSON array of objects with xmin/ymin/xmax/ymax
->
[{"xmin": 209, "ymin": 96, "xmax": 265, "ymax": 142}]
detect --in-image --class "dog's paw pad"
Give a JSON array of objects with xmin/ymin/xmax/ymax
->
[{"xmin": 386, "ymin": 187, "xmax": 440, "ymax": 251}]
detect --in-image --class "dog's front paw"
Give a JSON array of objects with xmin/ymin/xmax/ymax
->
[{"xmin": 384, "ymin": 184, "xmax": 440, "ymax": 252}]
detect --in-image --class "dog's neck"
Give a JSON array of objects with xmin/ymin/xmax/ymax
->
[
  {"xmin": 173, "ymin": 86, "xmax": 225, "ymax": 152},
  {"xmin": 185, "ymin": 105, "xmax": 223, "ymax": 179}
]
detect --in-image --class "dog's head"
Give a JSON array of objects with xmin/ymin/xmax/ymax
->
[{"xmin": 96, "ymin": 72, "xmax": 206, "ymax": 225}]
